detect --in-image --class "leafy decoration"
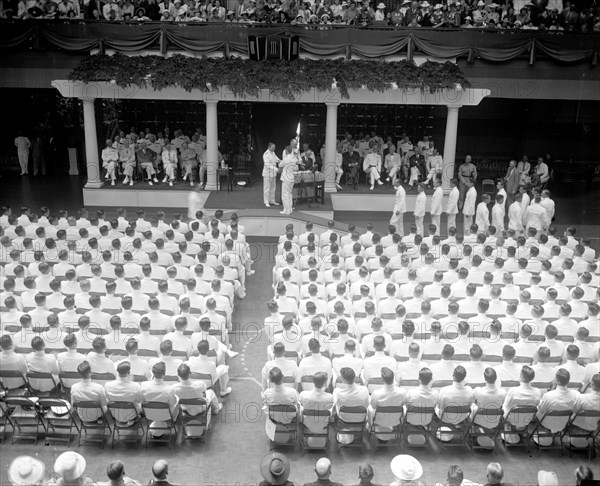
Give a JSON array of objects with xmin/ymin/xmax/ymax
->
[{"xmin": 69, "ymin": 54, "xmax": 470, "ymax": 100}]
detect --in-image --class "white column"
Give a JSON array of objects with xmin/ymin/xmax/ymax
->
[
  {"xmin": 441, "ymin": 104, "xmax": 461, "ymax": 191},
  {"xmin": 82, "ymin": 98, "xmax": 102, "ymax": 188},
  {"xmin": 324, "ymin": 101, "xmax": 340, "ymax": 193},
  {"xmin": 205, "ymin": 98, "xmax": 219, "ymax": 191}
]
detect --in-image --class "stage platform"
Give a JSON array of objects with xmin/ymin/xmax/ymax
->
[{"xmin": 82, "ymin": 176, "xmax": 436, "ymax": 216}]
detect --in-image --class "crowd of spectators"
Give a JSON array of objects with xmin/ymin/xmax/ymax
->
[
  {"xmin": 5, "ymin": 452, "xmax": 597, "ymax": 486},
  {"xmin": 2, "ymin": 0, "xmax": 599, "ymax": 32}
]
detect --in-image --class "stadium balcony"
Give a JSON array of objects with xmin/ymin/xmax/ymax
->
[{"xmin": 1, "ymin": 19, "xmax": 600, "ymax": 64}]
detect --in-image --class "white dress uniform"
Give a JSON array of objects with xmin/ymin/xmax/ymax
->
[
  {"xmin": 462, "ymin": 186, "xmax": 477, "ymax": 228},
  {"xmin": 390, "ymin": 184, "xmax": 406, "ymax": 236},
  {"xmin": 475, "ymin": 201, "xmax": 490, "ymax": 234},
  {"xmin": 413, "ymin": 190, "xmax": 427, "ymax": 236},
  {"xmin": 279, "ymin": 151, "xmax": 300, "ymax": 215},
  {"xmin": 508, "ymin": 201, "xmax": 524, "ymax": 233},
  {"xmin": 162, "ymin": 147, "xmax": 178, "ymax": 183},
  {"xmin": 445, "ymin": 185, "xmax": 460, "ymax": 232},
  {"xmin": 262, "ymin": 148, "xmax": 281, "ymax": 206},
  {"xmin": 430, "ymin": 185, "xmax": 443, "ymax": 235}
]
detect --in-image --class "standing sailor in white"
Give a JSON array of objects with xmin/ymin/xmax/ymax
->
[
  {"xmin": 462, "ymin": 180, "xmax": 477, "ymax": 229},
  {"xmin": 508, "ymin": 193, "xmax": 524, "ymax": 234},
  {"xmin": 491, "ymin": 194, "xmax": 506, "ymax": 232},
  {"xmin": 262, "ymin": 142, "xmax": 281, "ymax": 208},
  {"xmin": 430, "ymin": 178, "xmax": 443, "ymax": 235},
  {"xmin": 414, "ymin": 183, "xmax": 427, "ymax": 236},
  {"xmin": 445, "ymin": 178, "xmax": 460, "ymax": 233},
  {"xmin": 279, "ymin": 146, "xmax": 300, "ymax": 216},
  {"xmin": 476, "ymin": 194, "xmax": 491, "ymax": 234},
  {"xmin": 390, "ymin": 181, "xmax": 407, "ymax": 236}
]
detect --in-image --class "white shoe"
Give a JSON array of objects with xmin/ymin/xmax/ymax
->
[
  {"xmin": 190, "ymin": 181, "xmax": 194, "ymax": 186},
  {"xmin": 370, "ymin": 185, "xmax": 374, "ymax": 190},
  {"xmin": 148, "ymin": 181, "xmax": 153, "ymax": 186},
  {"xmin": 279, "ymin": 211, "xmax": 286, "ymax": 214},
  {"xmin": 272, "ymin": 202, "xmax": 280, "ymax": 206},
  {"xmin": 265, "ymin": 203, "xmax": 270, "ymax": 208},
  {"xmin": 216, "ymin": 403, "xmax": 223, "ymax": 414},
  {"xmin": 377, "ymin": 180, "xmax": 383, "ymax": 185},
  {"xmin": 169, "ymin": 181, "xmax": 173, "ymax": 187},
  {"xmin": 123, "ymin": 178, "xmax": 129, "ymax": 184},
  {"xmin": 111, "ymin": 180, "xmax": 115, "ymax": 186},
  {"xmin": 153, "ymin": 178, "xmax": 159, "ymax": 183},
  {"xmin": 220, "ymin": 387, "xmax": 232, "ymax": 397},
  {"xmin": 162, "ymin": 177, "xmax": 168, "ymax": 183},
  {"xmin": 129, "ymin": 180, "xmax": 134, "ymax": 186},
  {"xmin": 386, "ymin": 177, "xmax": 390, "ymax": 182}
]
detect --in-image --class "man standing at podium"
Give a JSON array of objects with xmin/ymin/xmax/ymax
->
[{"xmin": 263, "ymin": 143, "xmax": 281, "ymax": 208}]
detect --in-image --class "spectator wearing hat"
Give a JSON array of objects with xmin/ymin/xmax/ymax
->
[
  {"xmin": 259, "ymin": 453, "xmax": 293, "ymax": 486},
  {"xmin": 303, "ymin": 458, "xmax": 343, "ymax": 486},
  {"xmin": 8, "ymin": 456, "xmax": 46, "ymax": 486},
  {"xmin": 52, "ymin": 452, "xmax": 94, "ymax": 486},
  {"xmin": 374, "ymin": 2, "xmax": 386, "ymax": 20},
  {"xmin": 99, "ymin": 461, "xmax": 141, "ymax": 486},
  {"xmin": 390, "ymin": 455, "xmax": 423, "ymax": 486}
]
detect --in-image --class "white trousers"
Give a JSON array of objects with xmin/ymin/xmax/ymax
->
[
  {"xmin": 216, "ymin": 364, "xmax": 230, "ymax": 391},
  {"xmin": 123, "ymin": 162, "xmax": 136, "ymax": 178},
  {"xmin": 263, "ymin": 176, "xmax": 277, "ymax": 204},
  {"xmin": 103, "ymin": 162, "xmax": 116, "ymax": 180},
  {"xmin": 367, "ymin": 167, "xmax": 380, "ymax": 185},
  {"xmin": 415, "ymin": 215, "xmax": 424, "ymax": 236},
  {"xmin": 447, "ymin": 213, "xmax": 457, "ymax": 233},
  {"xmin": 281, "ymin": 181, "xmax": 294, "ymax": 214},
  {"xmin": 390, "ymin": 212, "xmax": 404, "ymax": 236},
  {"xmin": 18, "ymin": 149, "xmax": 29, "ymax": 174},
  {"xmin": 431, "ymin": 214, "xmax": 441, "ymax": 235},
  {"xmin": 165, "ymin": 163, "xmax": 177, "ymax": 180},
  {"xmin": 464, "ymin": 214, "xmax": 473, "ymax": 229}
]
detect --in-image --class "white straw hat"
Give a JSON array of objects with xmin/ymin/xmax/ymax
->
[
  {"xmin": 54, "ymin": 452, "xmax": 86, "ymax": 481},
  {"xmin": 391, "ymin": 455, "xmax": 423, "ymax": 481},
  {"xmin": 8, "ymin": 456, "xmax": 46, "ymax": 486}
]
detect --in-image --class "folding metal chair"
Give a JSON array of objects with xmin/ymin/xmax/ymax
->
[
  {"xmin": 91, "ymin": 372, "xmax": 117, "ymax": 388},
  {"xmin": 179, "ymin": 397, "xmax": 210, "ymax": 443},
  {"xmin": 334, "ymin": 405, "xmax": 367, "ymax": 450},
  {"xmin": 190, "ymin": 372, "xmax": 214, "ymax": 390},
  {"xmin": 142, "ymin": 401, "xmax": 178, "ymax": 448},
  {"xmin": 368, "ymin": 405, "xmax": 403, "ymax": 447},
  {"xmin": 561, "ymin": 409, "xmax": 600, "ymax": 461},
  {"xmin": 366, "ymin": 377, "xmax": 385, "ymax": 394},
  {"xmin": 37, "ymin": 398, "xmax": 79, "ymax": 446},
  {"xmin": 300, "ymin": 408, "xmax": 331, "ymax": 450},
  {"xmin": 402, "ymin": 405, "xmax": 435, "ymax": 447},
  {"xmin": 466, "ymin": 407, "xmax": 504, "ymax": 452},
  {"xmin": 501, "ymin": 405, "xmax": 537, "ymax": 451},
  {"xmin": 529, "ymin": 409, "xmax": 573, "ymax": 455},
  {"xmin": 26, "ymin": 371, "xmax": 60, "ymax": 398},
  {"xmin": 435, "ymin": 405, "xmax": 471, "ymax": 449},
  {"xmin": 0, "ymin": 369, "xmax": 28, "ymax": 396},
  {"xmin": 107, "ymin": 401, "xmax": 144, "ymax": 449},
  {"xmin": 73, "ymin": 400, "xmax": 110, "ymax": 448},
  {"xmin": 3, "ymin": 396, "xmax": 42, "ymax": 445},
  {"xmin": 267, "ymin": 404, "xmax": 298, "ymax": 449}
]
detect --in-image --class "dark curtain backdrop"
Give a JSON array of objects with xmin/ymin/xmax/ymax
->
[{"xmin": 251, "ymin": 103, "xmax": 303, "ymax": 171}]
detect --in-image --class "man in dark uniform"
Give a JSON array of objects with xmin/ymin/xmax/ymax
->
[{"xmin": 343, "ymin": 144, "xmax": 361, "ymax": 190}]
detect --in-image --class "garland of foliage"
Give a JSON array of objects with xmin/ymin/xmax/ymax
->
[{"xmin": 69, "ymin": 53, "xmax": 470, "ymax": 100}]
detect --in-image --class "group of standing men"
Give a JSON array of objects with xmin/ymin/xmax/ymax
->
[
  {"xmin": 390, "ymin": 155, "xmax": 556, "ymax": 236},
  {"xmin": 262, "ymin": 139, "xmax": 305, "ymax": 215}
]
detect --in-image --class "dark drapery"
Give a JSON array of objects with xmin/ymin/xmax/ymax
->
[{"xmin": 1, "ymin": 20, "xmax": 599, "ymax": 64}]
